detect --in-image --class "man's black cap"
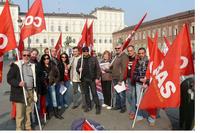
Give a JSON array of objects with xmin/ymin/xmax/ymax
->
[{"xmin": 82, "ymin": 46, "xmax": 89, "ymax": 52}]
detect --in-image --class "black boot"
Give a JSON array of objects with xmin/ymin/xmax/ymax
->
[{"xmin": 53, "ymin": 107, "xmax": 64, "ymax": 119}]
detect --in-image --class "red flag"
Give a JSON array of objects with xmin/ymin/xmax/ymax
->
[
  {"xmin": 77, "ymin": 20, "xmax": 88, "ymax": 51},
  {"xmin": 55, "ymin": 33, "xmax": 62, "ymax": 59},
  {"xmin": 82, "ymin": 120, "xmax": 95, "ymax": 130},
  {"xmin": 20, "ymin": 0, "xmax": 46, "ymax": 41},
  {"xmin": 18, "ymin": 39, "xmax": 25, "ymax": 59},
  {"xmin": 164, "ymin": 36, "xmax": 171, "ymax": 48},
  {"xmin": 0, "ymin": 0, "xmax": 17, "ymax": 54},
  {"xmin": 179, "ymin": 24, "xmax": 194, "ymax": 76},
  {"xmin": 122, "ymin": 13, "xmax": 147, "ymax": 51},
  {"xmin": 87, "ymin": 21, "xmax": 94, "ymax": 55},
  {"xmin": 0, "ymin": 54, "xmax": 3, "ymax": 83},
  {"xmin": 140, "ymin": 25, "xmax": 187, "ymax": 109},
  {"xmin": 145, "ymin": 34, "xmax": 164, "ymax": 80}
]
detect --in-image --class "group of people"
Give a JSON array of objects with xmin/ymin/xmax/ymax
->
[{"xmin": 6, "ymin": 42, "xmax": 194, "ymax": 130}]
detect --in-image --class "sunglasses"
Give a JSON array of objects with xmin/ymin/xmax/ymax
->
[
  {"xmin": 23, "ymin": 54, "xmax": 30, "ymax": 57},
  {"xmin": 61, "ymin": 56, "xmax": 67, "ymax": 58},
  {"xmin": 115, "ymin": 48, "xmax": 121, "ymax": 50}
]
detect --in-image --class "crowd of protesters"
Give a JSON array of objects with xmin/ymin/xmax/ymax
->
[{"xmin": 6, "ymin": 44, "xmax": 194, "ymax": 130}]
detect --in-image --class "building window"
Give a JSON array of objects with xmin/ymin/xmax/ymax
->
[
  {"xmin": 173, "ymin": 25, "xmax": 178, "ymax": 36},
  {"xmin": 65, "ymin": 25, "xmax": 68, "ymax": 32},
  {"xmin": 104, "ymin": 39, "xmax": 107, "ymax": 43},
  {"xmin": 168, "ymin": 26, "xmax": 172, "ymax": 36},
  {"xmin": 36, "ymin": 38, "xmax": 39, "ymax": 43},
  {"xmin": 139, "ymin": 32, "xmax": 142, "ymax": 40},
  {"xmin": 191, "ymin": 25, "xmax": 195, "ymax": 34},
  {"xmin": 94, "ymin": 39, "xmax": 96, "ymax": 43},
  {"xmin": 143, "ymin": 31, "xmax": 146, "ymax": 39},
  {"xmin": 43, "ymin": 39, "xmax": 47, "ymax": 43},
  {"xmin": 51, "ymin": 39, "xmax": 54, "ymax": 46},
  {"xmin": 51, "ymin": 25, "xmax": 54, "ymax": 32},
  {"xmin": 110, "ymin": 39, "xmax": 112, "ymax": 43},
  {"xmin": 58, "ymin": 26, "xmax": 61, "ymax": 32},
  {"xmin": 135, "ymin": 33, "xmax": 138, "ymax": 40},
  {"xmin": 158, "ymin": 28, "xmax": 161, "ymax": 37},
  {"xmin": 99, "ymin": 39, "xmax": 102, "ymax": 43}
]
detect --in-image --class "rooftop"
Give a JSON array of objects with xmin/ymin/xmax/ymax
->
[
  {"xmin": 19, "ymin": 12, "xmax": 97, "ymax": 19},
  {"xmin": 113, "ymin": 10, "xmax": 194, "ymax": 34},
  {"xmin": 90, "ymin": 6, "xmax": 124, "ymax": 14}
]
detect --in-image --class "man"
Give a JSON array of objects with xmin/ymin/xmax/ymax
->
[
  {"xmin": 7, "ymin": 49, "xmax": 37, "ymax": 130},
  {"xmin": 110, "ymin": 43, "xmax": 129, "ymax": 113},
  {"xmin": 70, "ymin": 47, "xmax": 85, "ymax": 109},
  {"xmin": 76, "ymin": 47, "xmax": 101, "ymax": 114},
  {"xmin": 126, "ymin": 45, "xmax": 138, "ymax": 119},
  {"xmin": 133, "ymin": 47, "xmax": 155, "ymax": 125}
]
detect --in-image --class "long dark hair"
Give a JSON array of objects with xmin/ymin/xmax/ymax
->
[
  {"xmin": 40, "ymin": 54, "xmax": 51, "ymax": 67},
  {"xmin": 60, "ymin": 53, "xmax": 69, "ymax": 64}
]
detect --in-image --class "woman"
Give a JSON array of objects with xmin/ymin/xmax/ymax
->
[
  {"xmin": 38, "ymin": 54, "xmax": 63, "ymax": 120},
  {"xmin": 100, "ymin": 50, "xmax": 112, "ymax": 109},
  {"xmin": 58, "ymin": 53, "xmax": 72, "ymax": 109},
  {"xmin": 38, "ymin": 54, "xmax": 51, "ymax": 121}
]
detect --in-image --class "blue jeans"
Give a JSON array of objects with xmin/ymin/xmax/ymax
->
[
  {"xmin": 57, "ymin": 81, "xmax": 72, "ymax": 107},
  {"xmin": 126, "ymin": 78, "xmax": 136, "ymax": 114},
  {"xmin": 49, "ymin": 84, "xmax": 58, "ymax": 107},
  {"xmin": 135, "ymin": 83, "xmax": 156, "ymax": 123},
  {"xmin": 112, "ymin": 79, "xmax": 126, "ymax": 109}
]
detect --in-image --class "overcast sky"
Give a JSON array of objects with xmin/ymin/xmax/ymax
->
[{"xmin": 11, "ymin": 0, "xmax": 194, "ymax": 26}]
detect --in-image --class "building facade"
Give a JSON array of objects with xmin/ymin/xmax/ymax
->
[
  {"xmin": 0, "ymin": 1, "xmax": 125, "ymax": 54},
  {"xmin": 113, "ymin": 10, "xmax": 195, "ymax": 53}
]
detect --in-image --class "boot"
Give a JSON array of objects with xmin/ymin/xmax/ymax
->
[{"xmin": 53, "ymin": 107, "xmax": 64, "ymax": 119}]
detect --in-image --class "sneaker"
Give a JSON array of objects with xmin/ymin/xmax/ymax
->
[
  {"xmin": 120, "ymin": 108, "xmax": 126, "ymax": 113},
  {"xmin": 72, "ymin": 105, "xmax": 78, "ymax": 109},
  {"xmin": 58, "ymin": 106, "xmax": 62, "ymax": 109},
  {"xmin": 64, "ymin": 104, "xmax": 68, "ymax": 108},
  {"xmin": 112, "ymin": 107, "xmax": 121, "ymax": 110},
  {"xmin": 102, "ymin": 104, "xmax": 107, "ymax": 107},
  {"xmin": 106, "ymin": 106, "xmax": 112, "ymax": 110}
]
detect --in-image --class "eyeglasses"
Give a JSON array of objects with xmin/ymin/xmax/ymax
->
[
  {"xmin": 61, "ymin": 56, "xmax": 66, "ymax": 58},
  {"xmin": 115, "ymin": 48, "xmax": 121, "ymax": 50},
  {"xmin": 138, "ymin": 52, "xmax": 145, "ymax": 55},
  {"xmin": 44, "ymin": 57, "xmax": 50, "ymax": 60},
  {"xmin": 23, "ymin": 54, "xmax": 30, "ymax": 57}
]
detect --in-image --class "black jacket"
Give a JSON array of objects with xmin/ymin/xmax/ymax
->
[
  {"xmin": 7, "ymin": 62, "xmax": 36, "ymax": 103},
  {"xmin": 76, "ymin": 55, "xmax": 101, "ymax": 81}
]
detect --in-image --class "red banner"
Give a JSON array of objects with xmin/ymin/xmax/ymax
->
[
  {"xmin": 20, "ymin": 0, "xmax": 46, "ymax": 41},
  {"xmin": 0, "ymin": 0, "xmax": 17, "ymax": 54},
  {"xmin": 77, "ymin": 20, "xmax": 88, "ymax": 51},
  {"xmin": 55, "ymin": 33, "xmax": 62, "ymax": 59}
]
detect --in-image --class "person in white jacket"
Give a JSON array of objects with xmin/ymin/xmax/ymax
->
[{"xmin": 70, "ymin": 47, "xmax": 85, "ymax": 109}]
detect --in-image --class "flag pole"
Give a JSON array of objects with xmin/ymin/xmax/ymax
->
[
  {"xmin": 34, "ymin": 103, "xmax": 42, "ymax": 130},
  {"xmin": 15, "ymin": 48, "xmax": 28, "ymax": 106},
  {"xmin": 79, "ymin": 54, "xmax": 83, "ymax": 78},
  {"xmin": 132, "ymin": 87, "xmax": 144, "ymax": 128}
]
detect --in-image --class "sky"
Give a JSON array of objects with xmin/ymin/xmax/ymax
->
[{"xmin": 11, "ymin": 0, "xmax": 194, "ymax": 26}]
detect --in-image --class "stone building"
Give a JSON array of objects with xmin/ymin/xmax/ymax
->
[{"xmin": 113, "ymin": 10, "xmax": 195, "ymax": 53}]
